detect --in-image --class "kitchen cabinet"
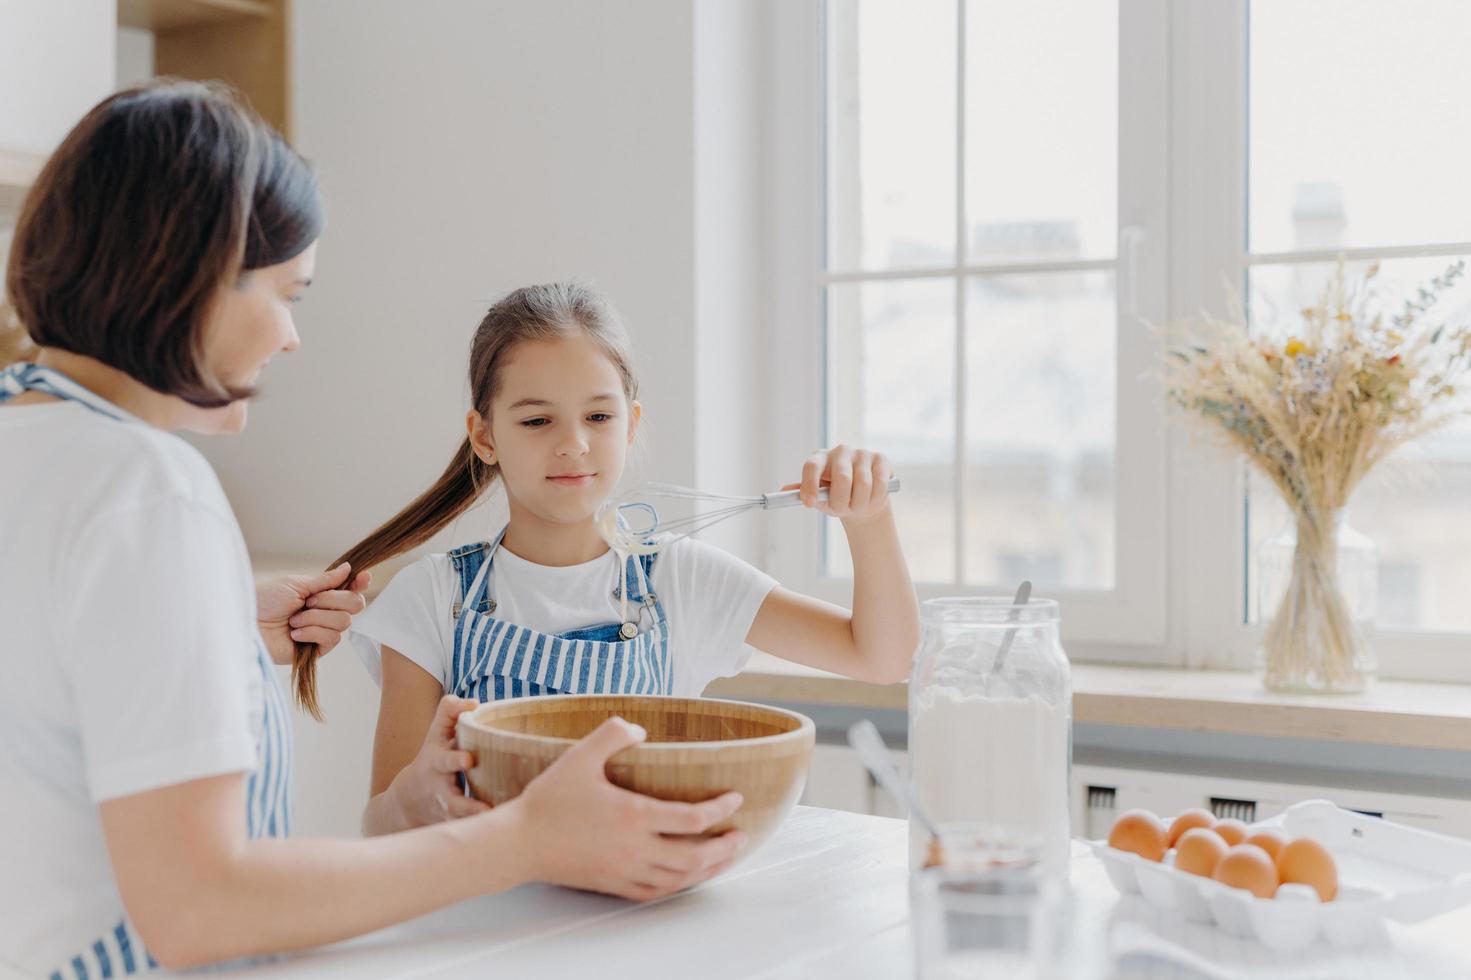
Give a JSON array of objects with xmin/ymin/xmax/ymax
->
[
  {"xmin": 119, "ymin": 0, "xmax": 291, "ymax": 138},
  {"xmin": 0, "ymin": 0, "xmax": 291, "ymax": 213}
]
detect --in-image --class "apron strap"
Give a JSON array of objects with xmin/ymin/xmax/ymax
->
[
  {"xmin": 628, "ymin": 549, "xmax": 658, "ymax": 603},
  {"xmin": 461, "ymin": 526, "xmax": 508, "ymax": 616},
  {"xmin": 0, "ymin": 363, "xmax": 139, "ymax": 422}
]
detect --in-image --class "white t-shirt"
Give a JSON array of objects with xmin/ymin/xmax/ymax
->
[
  {"xmin": 350, "ymin": 536, "xmax": 778, "ymax": 697},
  {"xmin": 0, "ymin": 401, "xmax": 262, "ymax": 978}
]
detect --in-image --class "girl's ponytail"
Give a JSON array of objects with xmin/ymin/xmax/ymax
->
[{"xmin": 291, "ymin": 438, "xmax": 492, "ymax": 718}]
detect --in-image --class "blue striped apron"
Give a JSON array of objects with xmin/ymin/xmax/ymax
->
[
  {"xmin": 1, "ymin": 363, "xmax": 293, "ymax": 979},
  {"xmin": 447, "ymin": 529, "xmax": 671, "ymax": 701}
]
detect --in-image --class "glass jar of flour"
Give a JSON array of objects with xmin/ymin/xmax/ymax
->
[{"xmin": 908, "ymin": 597, "xmax": 1072, "ymax": 875}]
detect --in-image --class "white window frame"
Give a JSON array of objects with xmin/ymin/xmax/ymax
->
[
  {"xmin": 766, "ymin": 0, "xmax": 1172, "ymax": 662},
  {"xmin": 767, "ymin": 0, "xmax": 1471, "ymax": 680}
]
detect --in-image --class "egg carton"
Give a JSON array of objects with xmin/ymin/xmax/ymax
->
[{"xmin": 1088, "ymin": 799, "xmax": 1471, "ymax": 951}]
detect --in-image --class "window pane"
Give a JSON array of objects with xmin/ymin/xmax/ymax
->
[
  {"xmin": 826, "ymin": 278, "xmax": 957, "ymax": 583},
  {"xmin": 827, "ymin": 0, "xmax": 957, "ymax": 272},
  {"xmin": 964, "ymin": 0, "xmax": 1118, "ymax": 264},
  {"xmin": 964, "ymin": 272, "xmax": 1116, "ymax": 589},
  {"xmin": 1245, "ymin": 257, "xmax": 1471, "ymax": 631},
  {"xmin": 1250, "ymin": 0, "xmax": 1471, "ymax": 253}
]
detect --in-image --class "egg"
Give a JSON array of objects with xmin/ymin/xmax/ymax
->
[
  {"xmin": 1213, "ymin": 818, "xmax": 1248, "ymax": 846},
  {"xmin": 1166, "ymin": 808, "xmax": 1216, "ymax": 847},
  {"xmin": 1211, "ymin": 843, "xmax": 1279, "ymax": 898},
  {"xmin": 1173, "ymin": 827, "xmax": 1229, "ymax": 877},
  {"xmin": 1275, "ymin": 883, "xmax": 1320, "ymax": 903},
  {"xmin": 1277, "ymin": 837, "xmax": 1338, "ymax": 902},
  {"xmin": 1243, "ymin": 828, "xmax": 1287, "ymax": 862},
  {"xmin": 1108, "ymin": 809, "xmax": 1168, "ymax": 861}
]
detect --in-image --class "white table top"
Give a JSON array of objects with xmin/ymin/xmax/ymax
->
[{"xmin": 221, "ymin": 807, "xmax": 1471, "ymax": 979}]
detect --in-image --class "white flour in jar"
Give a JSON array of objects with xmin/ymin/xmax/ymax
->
[{"xmin": 910, "ymin": 686, "xmax": 1071, "ymax": 871}]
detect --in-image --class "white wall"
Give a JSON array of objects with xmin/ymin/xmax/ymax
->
[
  {"xmin": 0, "ymin": 0, "xmax": 114, "ymax": 155},
  {"xmin": 204, "ymin": 0, "xmax": 703, "ymax": 566},
  {"xmin": 235, "ymin": 0, "xmax": 773, "ymax": 836}
]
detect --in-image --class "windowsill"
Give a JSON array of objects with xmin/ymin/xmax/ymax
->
[
  {"xmin": 706, "ymin": 653, "xmax": 1471, "ymax": 752},
  {"xmin": 252, "ymin": 558, "xmax": 1471, "ymax": 752}
]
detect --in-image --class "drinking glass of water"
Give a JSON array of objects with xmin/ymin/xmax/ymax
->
[{"xmin": 911, "ymin": 856, "xmax": 1064, "ymax": 980}]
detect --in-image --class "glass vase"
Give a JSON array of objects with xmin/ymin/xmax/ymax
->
[{"xmin": 1257, "ymin": 514, "xmax": 1377, "ymax": 693}]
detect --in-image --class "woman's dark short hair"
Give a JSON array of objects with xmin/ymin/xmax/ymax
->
[{"xmin": 4, "ymin": 79, "xmax": 323, "ymax": 407}]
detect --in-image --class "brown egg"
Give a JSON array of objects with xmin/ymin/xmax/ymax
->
[
  {"xmin": 1174, "ymin": 827, "xmax": 1229, "ymax": 877},
  {"xmin": 1277, "ymin": 837, "xmax": 1338, "ymax": 902},
  {"xmin": 1243, "ymin": 829, "xmax": 1288, "ymax": 862},
  {"xmin": 1212, "ymin": 844, "xmax": 1279, "ymax": 898},
  {"xmin": 1166, "ymin": 808, "xmax": 1217, "ymax": 847},
  {"xmin": 1213, "ymin": 818, "xmax": 1248, "ymax": 846},
  {"xmin": 1108, "ymin": 809, "xmax": 1168, "ymax": 861}
]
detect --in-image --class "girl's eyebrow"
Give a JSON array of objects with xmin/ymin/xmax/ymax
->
[{"xmin": 507, "ymin": 394, "xmax": 619, "ymax": 410}]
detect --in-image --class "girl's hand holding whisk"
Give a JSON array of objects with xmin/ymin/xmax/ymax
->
[{"xmin": 787, "ymin": 444, "xmax": 895, "ymax": 525}]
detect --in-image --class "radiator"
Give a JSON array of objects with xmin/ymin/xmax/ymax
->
[{"xmin": 797, "ymin": 744, "xmax": 1471, "ymax": 839}]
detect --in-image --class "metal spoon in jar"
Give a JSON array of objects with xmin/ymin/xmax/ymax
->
[
  {"xmin": 847, "ymin": 719, "xmax": 947, "ymax": 866},
  {"xmin": 987, "ymin": 580, "xmax": 1033, "ymax": 685}
]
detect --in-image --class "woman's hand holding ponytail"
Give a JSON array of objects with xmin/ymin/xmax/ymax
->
[{"xmin": 256, "ymin": 561, "xmax": 371, "ymax": 667}]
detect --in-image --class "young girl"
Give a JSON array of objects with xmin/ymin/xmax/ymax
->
[
  {"xmin": 1, "ymin": 83, "xmax": 743, "ymax": 978},
  {"xmin": 325, "ymin": 282, "xmax": 921, "ymax": 834}
]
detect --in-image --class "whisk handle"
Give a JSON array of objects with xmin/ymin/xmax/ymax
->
[{"xmin": 761, "ymin": 477, "xmax": 901, "ymax": 510}]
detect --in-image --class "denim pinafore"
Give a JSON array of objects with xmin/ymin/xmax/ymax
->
[{"xmin": 447, "ymin": 528, "xmax": 672, "ymax": 701}]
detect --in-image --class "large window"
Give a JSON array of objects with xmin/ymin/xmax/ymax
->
[
  {"xmin": 1244, "ymin": 0, "xmax": 1471, "ymax": 635},
  {"xmin": 824, "ymin": 0, "xmax": 1120, "ymax": 591},
  {"xmin": 773, "ymin": 0, "xmax": 1471, "ymax": 675},
  {"xmin": 769, "ymin": 0, "xmax": 1166, "ymax": 653}
]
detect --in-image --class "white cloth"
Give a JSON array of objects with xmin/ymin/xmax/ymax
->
[
  {"xmin": 0, "ymin": 401, "xmax": 261, "ymax": 976},
  {"xmin": 350, "ymin": 535, "xmax": 777, "ymax": 697}
]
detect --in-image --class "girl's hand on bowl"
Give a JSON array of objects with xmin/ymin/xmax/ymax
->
[
  {"xmin": 507, "ymin": 717, "xmax": 748, "ymax": 902},
  {"xmin": 384, "ymin": 695, "xmax": 490, "ymax": 827}
]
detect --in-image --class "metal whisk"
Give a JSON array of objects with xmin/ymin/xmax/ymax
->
[{"xmin": 596, "ymin": 478, "xmax": 903, "ymax": 555}]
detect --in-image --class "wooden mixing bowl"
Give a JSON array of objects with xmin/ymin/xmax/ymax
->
[{"xmin": 456, "ymin": 695, "xmax": 815, "ymax": 856}]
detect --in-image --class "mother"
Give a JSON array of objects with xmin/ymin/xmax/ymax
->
[{"xmin": 0, "ymin": 81, "xmax": 742, "ymax": 978}]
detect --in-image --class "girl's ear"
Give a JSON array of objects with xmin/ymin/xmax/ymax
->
[
  {"xmin": 466, "ymin": 410, "xmax": 496, "ymax": 465},
  {"xmin": 627, "ymin": 399, "xmax": 642, "ymax": 446}
]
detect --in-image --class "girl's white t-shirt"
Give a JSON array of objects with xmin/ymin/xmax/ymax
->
[
  {"xmin": 350, "ymin": 536, "xmax": 778, "ymax": 697},
  {"xmin": 0, "ymin": 402, "xmax": 262, "ymax": 977}
]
